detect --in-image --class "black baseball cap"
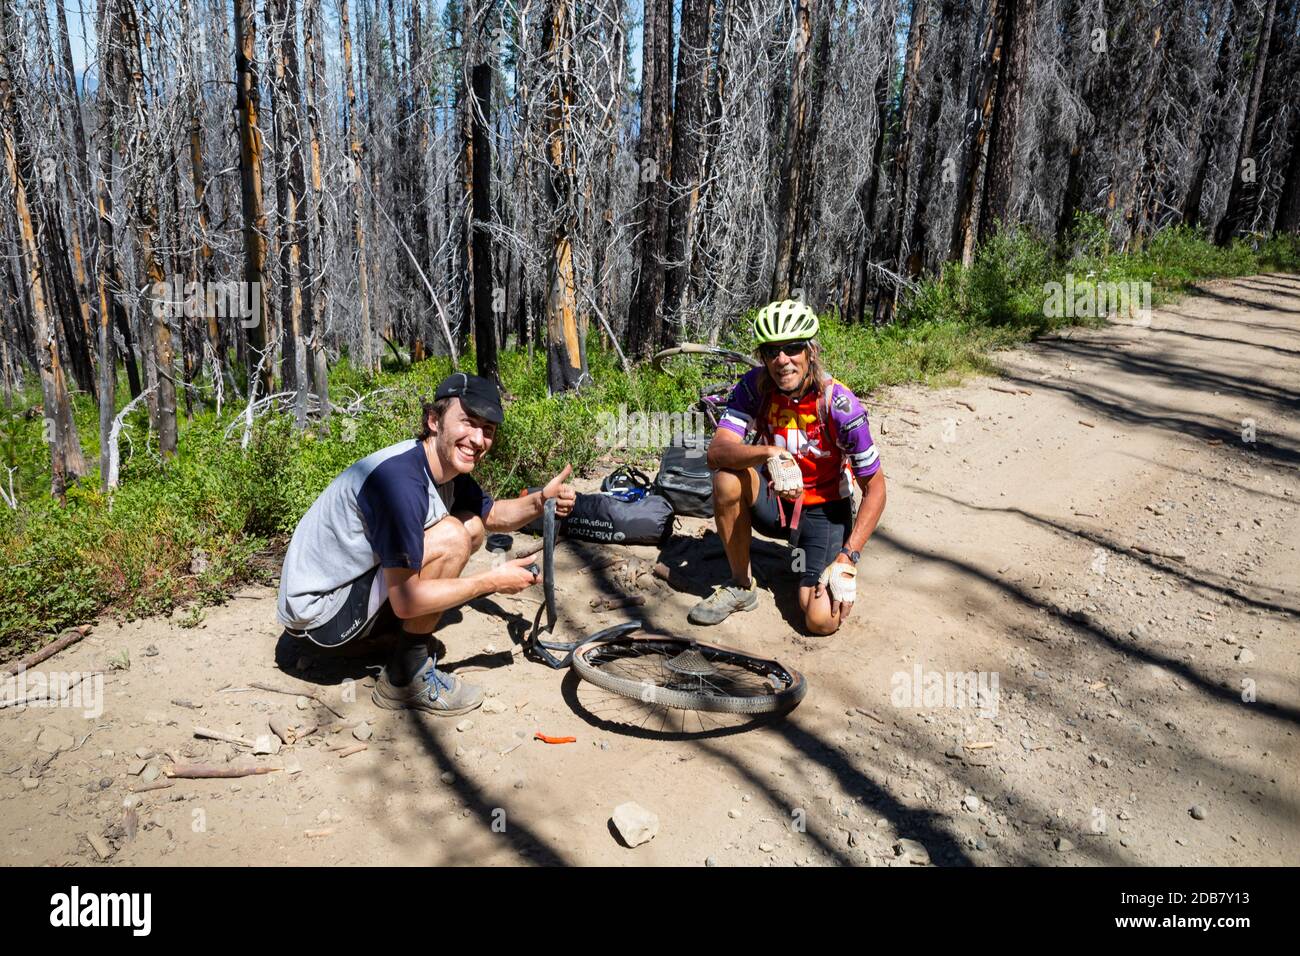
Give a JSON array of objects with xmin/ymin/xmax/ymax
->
[{"xmin": 434, "ymin": 372, "xmax": 504, "ymax": 424}]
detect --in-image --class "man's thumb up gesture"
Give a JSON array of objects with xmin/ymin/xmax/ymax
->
[{"xmin": 542, "ymin": 463, "xmax": 577, "ymax": 517}]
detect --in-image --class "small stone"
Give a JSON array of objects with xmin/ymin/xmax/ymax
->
[
  {"xmin": 705, "ymin": 856, "xmax": 717, "ymax": 867},
  {"xmin": 727, "ymin": 809, "xmax": 741, "ymax": 819},
  {"xmin": 35, "ymin": 727, "xmax": 75, "ymax": 755},
  {"xmin": 962, "ymin": 795, "xmax": 980, "ymax": 812},
  {"xmin": 758, "ymin": 842, "xmax": 775, "ymax": 853},
  {"xmin": 611, "ymin": 802, "xmax": 659, "ymax": 847},
  {"xmin": 1190, "ymin": 805, "xmax": 1207, "ymax": 821},
  {"xmin": 894, "ymin": 839, "xmax": 930, "ymax": 865},
  {"xmin": 134, "ymin": 747, "xmax": 152, "ymax": 760},
  {"xmin": 99, "ymin": 749, "xmax": 115, "ymax": 759},
  {"xmin": 140, "ymin": 762, "xmax": 161, "ymax": 784},
  {"xmin": 1117, "ymin": 809, "xmax": 1131, "ymax": 821},
  {"xmin": 144, "ymin": 644, "xmax": 159, "ymax": 657},
  {"xmin": 284, "ymin": 756, "xmax": 303, "ymax": 775},
  {"xmin": 20, "ymin": 777, "xmax": 39, "ymax": 791},
  {"xmin": 85, "ymin": 831, "xmax": 114, "ymax": 861},
  {"xmin": 317, "ymin": 809, "xmax": 331, "ymax": 823},
  {"xmin": 295, "ymin": 696, "xmax": 311, "ymax": 710},
  {"xmin": 481, "ymin": 699, "xmax": 507, "ymax": 715},
  {"xmin": 440, "ymin": 771, "xmax": 456, "ymax": 784},
  {"xmin": 352, "ymin": 722, "xmax": 373, "ymax": 742},
  {"xmin": 98, "ymin": 777, "xmax": 113, "ymax": 790},
  {"xmin": 513, "ymin": 779, "xmax": 526, "ymax": 790},
  {"xmin": 455, "ymin": 719, "xmax": 473, "ymax": 733},
  {"xmin": 1055, "ymin": 837, "xmax": 1074, "ymax": 852},
  {"xmin": 253, "ymin": 734, "xmax": 281, "ymax": 755},
  {"xmin": 1235, "ymin": 647, "xmax": 1255, "ymax": 664}
]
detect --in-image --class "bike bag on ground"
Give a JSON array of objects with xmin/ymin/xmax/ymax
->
[{"xmin": 653, "ymin": 439, "xmax": 714, "ymax": 518}]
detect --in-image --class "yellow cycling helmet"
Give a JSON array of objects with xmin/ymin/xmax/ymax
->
[{"xmin": 753, "ymin": 299, "xmax": 819, "ymax": 344}]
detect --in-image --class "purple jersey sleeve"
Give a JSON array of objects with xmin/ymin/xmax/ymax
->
[
  {"xmin": 717, "ymin": 367, "xmax": 764, "ymax": 439},
  {"xmin": 827, "ymin": 382, "xmax": 881, "ymax": 477}
]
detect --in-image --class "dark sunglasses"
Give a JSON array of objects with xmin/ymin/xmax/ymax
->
[{"xmin": 759, "ymin": 341, "xmax": 809, "ymax": 360}]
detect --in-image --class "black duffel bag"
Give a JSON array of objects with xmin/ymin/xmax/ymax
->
[
  {"xmin": 564, "ymin": 491, "xmax": 674, "ymax": 545},
  {"xmin": 519, "ymin": 480, "xmax": 674, "ymax": 546},
  {"xmin": 653, "ymin": 441, "xmax": 714, "ymax": 518}
]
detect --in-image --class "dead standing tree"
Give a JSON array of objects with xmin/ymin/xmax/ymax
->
[
  {"xmin": 0, "ymin": 0, "xmax": 86, "ymax": 496},
  {"xmin": 234, "ymin": 0, "xmax": 273, "ymax": 396}
]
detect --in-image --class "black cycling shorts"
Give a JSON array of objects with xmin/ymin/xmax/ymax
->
[
  {"xmin": 294, "ymin": 565, "xmax": 397, "ymax": 651},
  {"xmin": 751, "ymin": 479, "xmax": 852, "ymax": 588}
]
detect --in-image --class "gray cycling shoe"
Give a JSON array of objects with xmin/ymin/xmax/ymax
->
[
  {"xmin": 688, "ymin": 581, "xmax": 759, "ymax": 626},
  {"xmin": 372, "ymin": 659, "xmax": 485, "ymax": 716}
]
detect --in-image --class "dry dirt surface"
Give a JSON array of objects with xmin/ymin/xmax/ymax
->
[{"xmin": 3, "ymin": 274, "xmax": 1297, "ymax": 868}]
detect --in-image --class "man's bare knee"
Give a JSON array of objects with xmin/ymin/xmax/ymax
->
[
  {"xmin": 423, "ymin": 517, "xmax": 472, "ymax": 574},
  {"xmin": 713, "ymin": 468, "xmax": 747, "ymax": 508},
  {"xmin": 453, "ymin": 513, "xmax": 486, "ymax": 554},
  {"xmin": 805, "ymin": 612, "xmax": 840, "ymax": 636}
]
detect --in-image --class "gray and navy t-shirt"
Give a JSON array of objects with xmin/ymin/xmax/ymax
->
[{"xmin": 276, "ymin": 440, "xmax": 494, "ymax": 630}]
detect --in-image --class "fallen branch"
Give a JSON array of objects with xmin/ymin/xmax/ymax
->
[
  {"xmin": 220, "ymin": 681, "xmax": 347, "ymax": 719},
  {"xmin": 955, "ymin": 400, "xmax": 976, "ymax": 412},
  {"xmin": 164, "ymin": 763, "xmax": 282, "ymax": 779},
  {"xmin": 5, "ymin": 625, "xmax": 92, "ymax": 673},
  {"xmin": 1131, "ymin": 544, "xmax": 1187, "ymax": 561},
  {"xmin": 130, "ymin": 780, "xmax": 175, "ymax": 794},
  {"xmin": 589, "ymin": 595, "xmax": 645, "ymax": 611},
  {"xmin": 193, "ymin": 726, "xmax": 256, "ymax": 749},
  {"xmin": 509, "ymin": 540, "xmax": 544, "ymax": 560},
  {"xmin": 335, "ymin": 744, "xmax": 367, "ymax": 758}
]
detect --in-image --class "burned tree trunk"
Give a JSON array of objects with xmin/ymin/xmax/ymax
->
[
  {"xmin": 340, "ymin": 0, "xmax": 373, "ymax": 373},
  {"xmin": 1218, "ymin": 0, "xmax": 1279, "ymax": 242},
  {"xmin": 626, "ymin": 0, "xmax": 673, "ymax": 359},
  {"xmin": 119, "ymin": 0, "xmax": 177, "ymax": 458},
  {"xmin": 665, "ymin": 0, "xmax": 714, "ymax": 330},
  {"xmin": 0, "ymin": 3, "xmax": 86, "ymax": 496},
  {"xmin": 234, "ymin": 0, "xmax": 272, "ymax": 394},
  {"xmin": 978, "ymin": 0, "xmax": 1035, "ymax": 242},
  {"xmin": 471, "ymin": 61, "xmax": 498, "ymax": 382},
  {"xmin": 543, "ymin": 0, "xmax": 586, "ymax": 392}
]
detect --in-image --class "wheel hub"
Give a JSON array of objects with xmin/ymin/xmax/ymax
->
[{"xmin": 664, "ymin": 646, "xmax": 718, "ymax": 678}]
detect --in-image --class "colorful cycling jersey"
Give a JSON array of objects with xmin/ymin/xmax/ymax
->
[{"xmin": 717, "ymin": 367, "xmax": 881, "ymax": 505}]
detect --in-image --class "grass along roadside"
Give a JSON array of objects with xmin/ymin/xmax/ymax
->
[{"xmin": 2, "ymin": 221, "xmax": 1297, "ymax": 655}]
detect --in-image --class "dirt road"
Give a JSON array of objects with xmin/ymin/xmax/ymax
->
[{"xmin": 3, "ymin": 274, "xmax": 1297, "ymax": 867}]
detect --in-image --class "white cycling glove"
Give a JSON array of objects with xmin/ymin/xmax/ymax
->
[
  {"xmin": 767, "ymin": 450, "xmax": 804, "ymax": 496},
  {"xmin": 818, "ymin": 562, "xmax": 857, "ymax": 604}
]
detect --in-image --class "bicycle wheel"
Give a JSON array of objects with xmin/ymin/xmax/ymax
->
[
  {"xmin": 652, "ymin": 343, "xmax": 759, "ymax": 381},
  {"xmin": 571, "ymin": 625, "xmax": 807, "ymax": 715}
]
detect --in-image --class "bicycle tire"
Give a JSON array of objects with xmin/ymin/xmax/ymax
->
[
  {"xmin": 652, "ymin": 344, "xmax": 760, "ymax": 376},
  {"xmin": 571, "ymin": 625, "xmax": 807, "ymax": 715}
]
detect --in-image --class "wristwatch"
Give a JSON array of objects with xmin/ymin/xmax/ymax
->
[{"xmin": 839, "ymin": 547, "xmax": 861, "ymax": 563}]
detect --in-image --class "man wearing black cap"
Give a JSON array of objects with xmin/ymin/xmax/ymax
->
[{"xmin": 277, "ymin": 373, "xmax": 576, "ymax": 716}]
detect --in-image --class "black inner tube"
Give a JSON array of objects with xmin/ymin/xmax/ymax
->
[{"xmin": 526, "ymin": 496, "xmax": 577, "ymax": 668}]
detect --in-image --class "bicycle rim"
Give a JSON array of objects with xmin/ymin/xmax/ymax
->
[{"xmin": 571, "ymin": 630, "xmax": 807, "ymax": 715}]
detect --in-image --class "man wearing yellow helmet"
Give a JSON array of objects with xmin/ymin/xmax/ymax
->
[{"xmin": 689, "ymin": 300, "xmax": 887, "ymax": 635}]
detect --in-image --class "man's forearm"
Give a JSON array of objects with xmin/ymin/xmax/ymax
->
[
  {"xmin": 845, "ymin": 473, "xmax": 886, "ymax": 554},
  {"xmin": 707, "ymin": 437, "xmax": 775, "ymax": 472},
  {"xmin": 483, "ymin": 491, "xmax": 543, "ymax": 532},
  {"xmin": 394, "ymin": 569, "xmax": 499, "ymax": 619}
]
